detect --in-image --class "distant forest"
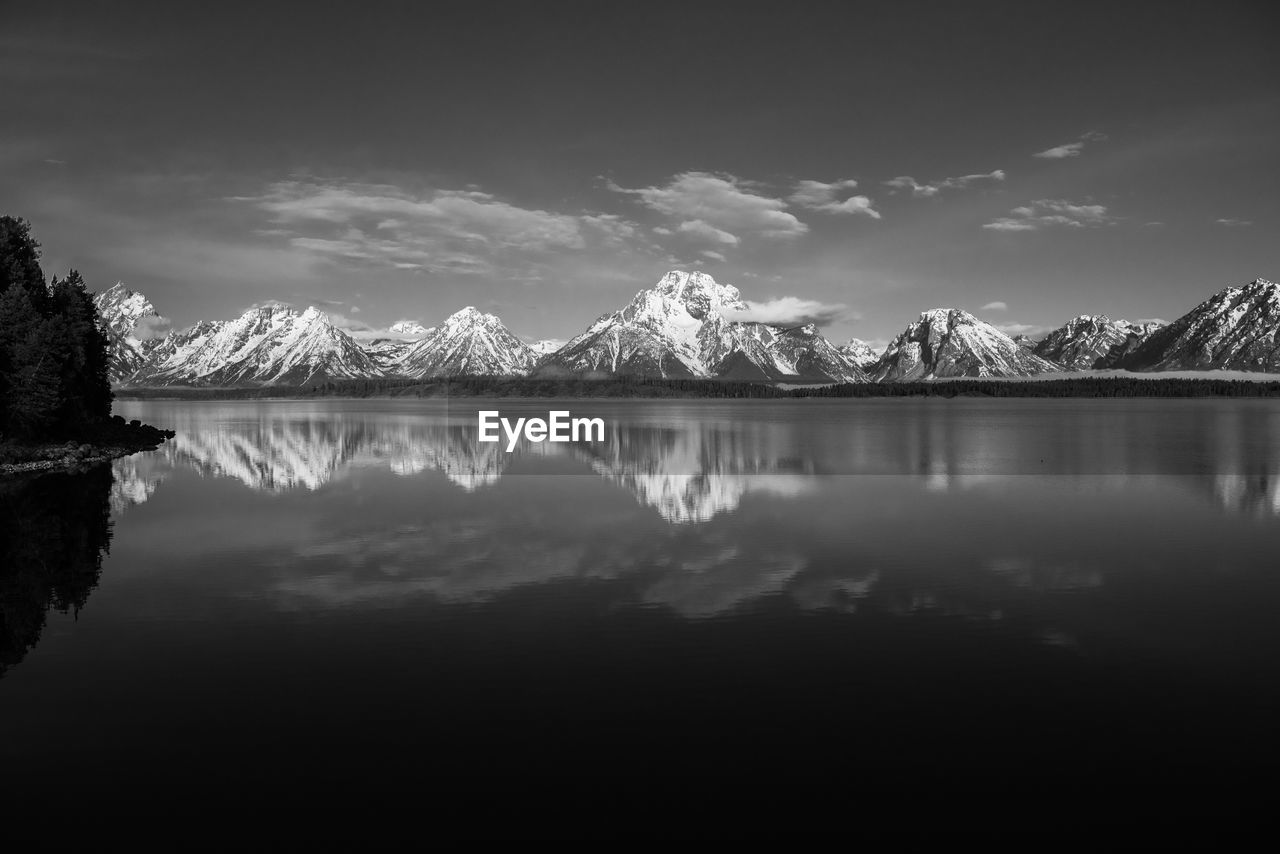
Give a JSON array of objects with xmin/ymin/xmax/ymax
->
[{"xmin": 115, "ymin": 374, "xmax": 1280, "ymax": 400}]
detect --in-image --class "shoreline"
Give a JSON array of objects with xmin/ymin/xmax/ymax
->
[
  {"xmin": 0, "ymin": 443, "xmax": 161, "ymax": 476},
  {"xmin": 0, "ymin": 419, "xmax": 176, "ymax": 478},
  {"xmin": 110, "ymin": 374, "xmax": 1280, "ymax": 401}
]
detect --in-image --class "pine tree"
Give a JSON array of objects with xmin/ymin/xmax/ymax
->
[
  {"xmin": 48, "ymin": 270, "xmax": 113, "ymax": 426},
  {"xmin": 0, "ymin": 216, "xmax": 48, "ymax": 312},
  {"xmin": 0, "ymin": 285, "xmax": 60, "ymax": 435},
  {"xmin": 1, "ymin": 220, "xmax": 114, "ymax": 438}
]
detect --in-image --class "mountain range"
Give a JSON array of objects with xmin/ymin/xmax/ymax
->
[{"xmin": 93, "ymin": 274, "xmax": 1280, "ymax": 387}]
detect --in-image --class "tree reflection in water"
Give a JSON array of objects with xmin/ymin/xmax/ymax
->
[{"xmin": 0, "ymin": 466, "xmax": 113, "ymax": 677}]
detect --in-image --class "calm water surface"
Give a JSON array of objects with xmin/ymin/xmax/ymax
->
[{"xmin": 3, "ymin": 398, "xmax": 1280, "ymax": 793}]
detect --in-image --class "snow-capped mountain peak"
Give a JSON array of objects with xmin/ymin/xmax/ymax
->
[
  {"xmin": 872, "ymin": 308, "xmax": 1059, "ymax": 380},
  {"xmin": 1033, "ymin": 314, "xmax": 1162, "ymax": 370},
  {"xmin": 651, "ymin": 269, "xmax": 744, "ymax": 318},
  {"xmin": 528, "ymin": 339, "xmax": 567, "ymax": 357},
  {"xmin": 388, "ymin": 320, "xmax": 430, "ymax": 337},
  {"xmin": 126, "ymin": 302, "xmax": 381, "ymax": 386},
  {"xmin": 838, "ymin": 338, "xmax": 882, "ymax": 369},
  {"xmin": 1123, "ymin": 278, "xmax": 1280, "ymax": 372},
  {"xmin": 93, "ymin": 282, "xmax": 172, "ymax": 381},
  {"xmin": 397, "ymin": 306, "xmax": 537, "ymax": 378},
  {"xmin": 544, "ymin": 270, "xmax": 863, "ymax": 382}
]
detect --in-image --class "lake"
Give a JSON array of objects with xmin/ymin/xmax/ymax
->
[{"xmin": 3, "ymin": 397, "xmax": 1280, "ymax": 796}]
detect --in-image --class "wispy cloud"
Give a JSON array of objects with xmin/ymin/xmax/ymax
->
[
  {"xmin": 321, "ymin": 311, "xmax": 433, "ymax": 342},
  {"xmin": 1033, "ymin": 131, "xmax": 1107, "ymax": 159},
  {"xmin": 981, "ymin": 301, "xmax": 1008, "ymax": 311},
  {"xmin": 607, "ymin": 171, "xmax": 808, "ymax": 245},
  {"xmin": 994, "ymin": 322, "xmax": 1051, "ymax": 338},
  {"xmin": 240, "ymin": 179, "xmax": 643, "ymax": 274},
  {"xmin": 1214, "ymin": 218, "xmax": 1253, "ymax": 227},
  {"xmin": 679, "ymin": 219, "xmax": 740, "ymax": 245},
  {"xmin": 884, "ymin": 169, "xmax": 1005, "ymax": 198},
  {"xmin": 721, "ymin": 296, "xmax": 852, "ymax": 327},
  {"xmin": 133, "ymin": 315, "xmax": 173, "ymax": 340},
  {"xmin": 241, "ymin": 298, "xmax": 295, "ymax": 312},
  {"xmin": 983, "ymin": 199, "xmax": 1116, "ymax": 232},
  {"xmin": 789, "ymin": 179, "xmax": 881, "ymax": 218}
]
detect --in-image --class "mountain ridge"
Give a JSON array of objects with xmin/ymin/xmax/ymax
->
[{"xmin": 94, "ymin": 272, "xmax": 1280, "ymax": 386}]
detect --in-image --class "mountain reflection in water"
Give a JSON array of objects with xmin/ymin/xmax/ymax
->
[
  {"xmin": 5, "ymin": 398, "xmax": 1280, "ymax": 793},
  {"xmin": 90, "ymin": 399, "xmax": 1280, "ymax": 626},
  {"xmin": 109, "ymin": 398, "xmax": 1280, "ymax": 520}
]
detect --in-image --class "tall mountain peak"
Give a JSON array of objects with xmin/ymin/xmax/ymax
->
[
  {"xmin": 1122, "ymin": 277, "xmax": 1280, "ymax": 372},
  {"xmin": 398, "ymin": 307, "xmax": 536, "ymax": 378},
  {"xmin": 872, "ymin": 308, "xmax": 1059, "ymax": 380},
  {"xmin": 542, "ymin": 271, "xmax": 862, "ymax": 382}
]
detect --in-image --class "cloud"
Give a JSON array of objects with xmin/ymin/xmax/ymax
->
[
  {"xmin": 679, "ymin": 219, "xmax": 740, "ymax": 245},
  {"xmin": 981, "ymin": 301, "xmax": 1009, "ymax": 311},
  {"xmin": 983, "ymin": 199, "xmax": 1116, "ymax": 232},
  {"xmin": 721, "ymin": 296, "xmax": 851, "ymax": 327},
  {"xmin": 994, "ymin": 322, "xmax": 1052, "ymax": 337},
  {"xmin": 607, "ymin": 171, "xmax": 808, "ymax": 241},
  {"xmin": 242, "ymin": 298, "xmax": 295, "ymax": 312},
  {"xmin": 1215, "ymin": 218, "xmax": 1253, "ymax": 227},
  {"xmin": 789, "ymin": 179, "xmax": 881, "ymax": 218},
  {"xmin": 699, "ymin": 249, "xmax": 727, "ymax": 262},
  {"xmin": 133, "ymin": 315, "xmax": 173, "ymax": 340},
  {"xmin": 322, "ymin": 311, "xmax": 433, "ymax": 342},
  {"xmin": 324, "ymin": 311, "xmax": 371, "ymax": 333},
  {"xmin": 241, "ymin": 179, "xmax": 644, "ymax": 275},
  {"xmin": 883, "ymin": 169, "xmax": 1005, "ymax": 198},
  {"xmin": 1033, "ymin": 131, "xmax": 1107, "ymax": 159}
]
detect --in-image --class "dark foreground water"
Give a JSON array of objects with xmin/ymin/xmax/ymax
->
[{"xmin": 3, "ymin": 398, "xmax": 1280, "ymax": 796}]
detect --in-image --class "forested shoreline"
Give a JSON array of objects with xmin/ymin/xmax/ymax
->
[
  {"xmin": 114, "ymin": 374, "xmax": 1280, "ymax": 400},
  {"xmin": 1, "ymin": 216, "xmax": 172, "ymax": 472}
]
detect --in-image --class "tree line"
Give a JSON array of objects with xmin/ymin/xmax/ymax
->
[
  {"xmin": 118, "ymin": 374, "xmax": 795, "ymax": 400},
  {"xmin": 115, "ymin": 374, "xmax": 1280, "ymax": 400},
  {"xmin": 0, "ymin": 217, "xmax": 113, "ymax": 440}
]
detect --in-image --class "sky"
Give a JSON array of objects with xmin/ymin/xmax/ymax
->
[{"xmin": 2, "ymin": 0, "xmax": 1277, "ymax": 348}]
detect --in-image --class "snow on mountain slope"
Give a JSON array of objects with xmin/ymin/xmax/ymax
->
[
  {"xmin": 871, "ymin": 308, "xmax": 1061, "ymax": 381},
  {"xmin": 529, "ymin": 339, "xmax": 567, "ymax": 357},
  {"xmin": 1033, "ymin": 315, "xmax": 1163, "ymax": 370},
  {"xmin": 93, "ymin": 283, "xmax": 170, "ymax": 381},
  {"xmin": 837, "ymin": 338, "xmax": 882, "ymax": 370},
  {"xmin": 361, "ymin": 322, "xmax": 436, "ymax": 370},
  {"xmin": 389, "ymin": 320, "xmax": 430, "ymax": 337},
  {"xmin": 543, "ymin": 271, "xmax": 865, "ymax": 382},
  {"xmin": 1121, "ymin": 278, "xmax": 1280, "ymax": 372},
  {"xmin": 129, "ymin": 305, "xmax": 382, "ymax": 386},
  {"xmin": 397, "ymin": 307, "xmax": 537, "ymax": 377}
]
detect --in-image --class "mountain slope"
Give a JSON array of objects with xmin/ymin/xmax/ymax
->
[
  {"xmin": 361, "ymin": 322, "xmax": 436, "ymax": 371},
  {"xmin": 93, "ymin": 283, "xmax": 170, "ymax": 381},
  {"xmin": 1121, "ymin": 278, "xmax": 1280, "ymax": 372},
  {"xmin": 1034, "ymin": 315, "xmax": 1164, "ymax": 370},
  {"xmin": 398, "ymin": 307, "xmax": 537, "ymax": 377},
  {"xmin": 838, "ymin": 338, "xmax": 881, "ymax": 370},
  {"xmin": 871, "ymin": 309, "xmax": 1060, "ymax": 381},
  {"xmin": 543, "ymin": 271, "xmax": 864, "ymax": 382},
  {"xmin": 128, "ymin": 305, "xmax": 382, "ymax": 386}
]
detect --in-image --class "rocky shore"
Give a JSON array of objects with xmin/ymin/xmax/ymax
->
[{"xmin": 0, "ymin": 416, "xmax": 175, "ymax": 476}]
